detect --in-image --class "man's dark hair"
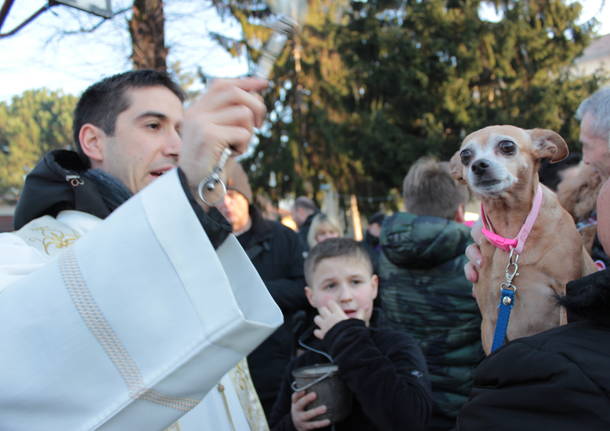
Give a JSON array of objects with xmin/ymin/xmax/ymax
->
[
  {"xmin": 368, "ymin": 212, "xmax": 386, "ymax": 226},
  {"xmin": 73, "ymin": 69, "xmax": 185, "ymax": 167},
  {"xmin": 304, "ymin": 238, "xmax": 372, "ymax": 286}
]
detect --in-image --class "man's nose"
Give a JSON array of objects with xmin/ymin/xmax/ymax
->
[
  {"xmin": 163, "ymin": 131, "xmax": 182, "ymax": 159},
  {"xmin": 471, "ymin": 159, "xmax": 490, "ymax": 176}
]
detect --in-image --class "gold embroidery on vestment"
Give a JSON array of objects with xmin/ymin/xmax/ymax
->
[{"xmin": 29, "ymin": 226, "xmax": 79, "ymax": 254}]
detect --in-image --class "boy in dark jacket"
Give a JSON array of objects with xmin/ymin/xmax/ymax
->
[
  {"xmin": 379, "ymin": 157, "xmax": 483, "ymax": 430},
  {"xmin": 269, "ymin": 238, "xmax": 432, "ymax": 431}
]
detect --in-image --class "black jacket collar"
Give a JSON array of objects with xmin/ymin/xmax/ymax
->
[{"xmin": 14, "ymin": 150, "xmax": 130, "ymax": 229}]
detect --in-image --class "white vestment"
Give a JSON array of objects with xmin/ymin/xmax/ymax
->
[{"xmin": 0, "ymin": 170, "xmax": 282, "ymax": 430}]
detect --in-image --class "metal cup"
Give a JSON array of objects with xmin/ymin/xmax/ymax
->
[{"xmin": 291, "ymin": 364, "xmax": 352, "ymax": 423}]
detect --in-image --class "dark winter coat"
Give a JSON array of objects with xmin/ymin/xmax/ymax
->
[
  {"xmin": 297, "ymin": 212, "xmax": 317, "ymax": 251},
  {"xmin": 269, "ymin": 314, "xmax": 433, "ymax": 431},
  {"xmin": 238, "ymin": 206, "xmax": 307, "ymax": 418},
  {"xmin": 455, "ymin": 268, "xmax": 610, "ymax": 431},
  {"xmin": 379, "ymin": 212, "xmax": 483, "ymax": 430}
]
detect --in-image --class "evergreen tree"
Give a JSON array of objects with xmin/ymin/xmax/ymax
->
[
  {"xmin": 211, "ymin": 0, "xmax": 606, "ymax": 211},
  {"xmin": 0, "ymin": 89, "xmax": 77, "ymax": 201}
]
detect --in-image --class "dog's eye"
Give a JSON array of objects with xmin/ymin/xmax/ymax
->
[
  {"xmin": 498, "ymin": 140, "xmax": 516, "ymax": 155},
  {"xmin": 460, "ymin": 149, "xmax": 473, "ymax": 165}
]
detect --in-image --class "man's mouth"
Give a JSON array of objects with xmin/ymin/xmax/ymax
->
[
  {"xmin": 149, "ymin": 166, "xmax": 174, "ymax": 177},
  {"xmin": 343, "ymin": 309, "xmax": 357, "ymax": 317}
]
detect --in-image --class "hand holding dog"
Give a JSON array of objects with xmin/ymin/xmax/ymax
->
[{"xmin": 465, "ymin": 220, "xmax": 484, "ymax": 285}]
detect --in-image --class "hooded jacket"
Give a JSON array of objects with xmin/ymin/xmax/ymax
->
[
  {"xmin": 378, "ymin": 212, "xmax": 483, "ymax": 429},
  {"xmin": 14, "ymin": 150, "xmax": 119, "ymax": 229},
  {"xmin": 14, "ymin": 149, "xmax": 230, "ymax": 247},
  {"xmin": 456, "ymin": 269, "xmax": 610, "ymax": 431}
]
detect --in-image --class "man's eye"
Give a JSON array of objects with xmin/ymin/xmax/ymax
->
[
  {"xmin": 324, "ymin": 283, "xmax": 336, "ymax": 290},
  {"xmin": 498, "ymin": 140, "xmax": 516, "ymax": 155},
  {"xmin": 146, "ymin": 123, "xmax": 160, "ymax": 130},
  {"xmin": 351, "ymin": 279, "xmax": 362, "ymax": 285},
  {"xmin": 460, "ymin": 149, "xmax": 473, "ymax": 165}
]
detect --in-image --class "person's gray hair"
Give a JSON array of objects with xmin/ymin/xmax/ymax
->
[
  {"xmin": 576, "ymin": 87, "xmax": 610, "ymax": 141},
  {"xmin": 294, "ymin": 196, "xmax": 318, "ymax": 212}
]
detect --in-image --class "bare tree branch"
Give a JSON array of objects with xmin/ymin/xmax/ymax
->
[{"xmin": 57, "ymin": 6, "xmax": 130, "ymax": 36}]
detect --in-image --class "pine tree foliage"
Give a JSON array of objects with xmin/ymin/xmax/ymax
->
[
  {"xmin": 211, "ymin": 0, "xmax": 606, "ymax": 209},
  {"xmin": 0, "ymin": 90, "xmax": 77, "ymax": 201}
]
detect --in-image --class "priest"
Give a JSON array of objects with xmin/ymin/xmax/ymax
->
[{"xmin": 0, "ymin": 70, "xmax": 282, "ymax": 430}]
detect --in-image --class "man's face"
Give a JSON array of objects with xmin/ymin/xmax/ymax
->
[
  {"xmin": 291, "ymin": 207, "xmax": 309, "ymax": 227},
  {"xmin": 216, "ymin": 189, "xmax": 251, "ymax": 233},
  {"xmin": 367, "ymin": 222, "xmax": 382, "ymax": 238},
  {"xmin": 597, "ymin": 179, "xmax": 610, "ymax": 256},
  {"xmin": 305, "ymin": 256, "xmax": 378, "ymax": 326},
  {"xmin": 581, "ymin": 112, "xmax": 610, "ymax": 179},
  {"xmin": 97, "ymin": 86, "xmax": 183, "ymax": 193}
]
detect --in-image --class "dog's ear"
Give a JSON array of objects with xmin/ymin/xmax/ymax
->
[
  {"xmin": 449, "ymin": 150, "xmax": 466, "ymax": 183},
  {"xmin": 528, "ymin": 128, "xmax": 569, "ymax": 163}
]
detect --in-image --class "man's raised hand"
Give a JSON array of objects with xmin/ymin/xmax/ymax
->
[{"xmin": 179, "ymin": 78, "xmax": 267, "ymax": 192}]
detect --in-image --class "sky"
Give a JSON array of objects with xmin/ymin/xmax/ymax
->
[
  {"xmin": 1, "ymin": 0, "xmax": 609, "ymax": 103},
  {"xmin": 0, "ymin": 0, "xmax": 249, "ymax": 102}
]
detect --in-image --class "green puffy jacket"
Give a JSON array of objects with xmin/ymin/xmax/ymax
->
[{"xmin": 379, "ymin": 212, "xmax": 483, "ymax": 430}]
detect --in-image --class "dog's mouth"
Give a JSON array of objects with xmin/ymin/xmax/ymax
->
[
  {"xmin": 472, "ymin": 177, "xmax": 510, "ymax": 196},
  {"xmin": 476, "ymin": 178, "xmax": 502, "ymax": 187}
]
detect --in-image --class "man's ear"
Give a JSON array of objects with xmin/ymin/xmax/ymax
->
[
  {"xmin": 454, "ymin": 203, "xmax": 465, "ymax": 223},
  {"xmin": 305, "ymin": 286, "xmax": 316, "ymax": 308},
  {"xmin": 528, "ymin": 128, "xmax": 569, "ymax": 163},
  {"xmin": 78, "ymin": 123, "xmax": 106, "ymax": 164},
  {"xmin": 449, "ymin": 150, "xmax": 466, "ymax": 183}
]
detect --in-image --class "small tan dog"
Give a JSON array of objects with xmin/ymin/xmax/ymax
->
[{"xmin": 450, "ymin": 125, "xmax": 596, "ymax": 355}]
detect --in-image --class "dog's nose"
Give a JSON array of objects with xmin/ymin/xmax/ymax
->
[{"xmin": 472, "ymin": 159, "xmax": 490, "ymax": 176}]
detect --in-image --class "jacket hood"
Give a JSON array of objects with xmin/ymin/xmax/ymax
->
[
  {"xmin": 380, "ymin": 212, "xmax": 471, "ymax": 269},
  {"xmin": 14, "ymin": 150, "xmax": 126, "ymax": 229}
]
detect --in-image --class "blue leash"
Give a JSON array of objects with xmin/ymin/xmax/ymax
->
[
  {"xmin": 491, "ymin": 249, "xmax": 520, "ymax": 353},
  {"xmin": 491, "ymin": 287, "xmax": 516, "ymax": 352}
]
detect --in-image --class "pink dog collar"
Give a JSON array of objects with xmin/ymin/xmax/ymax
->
[{"xmin": 481, "ymin": 184, "xmax": 543, "ymax": 254}]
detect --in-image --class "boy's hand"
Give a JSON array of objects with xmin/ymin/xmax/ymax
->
[
  {"xmin": 313, "ymin": 301, "xmax": 351, "ymax": 340},
  {"xmin": 291, "ymin": 391, "xmax": 331, "ymax": 430}
]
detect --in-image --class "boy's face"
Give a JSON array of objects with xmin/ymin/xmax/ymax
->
[{"xmin": 305, "ymin": 255, "xmax": 378, "ymax": 326}]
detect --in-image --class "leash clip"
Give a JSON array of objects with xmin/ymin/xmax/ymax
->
[{"xmin": 504, "ymin": 248, "xmax": 520, "ymax": 285}]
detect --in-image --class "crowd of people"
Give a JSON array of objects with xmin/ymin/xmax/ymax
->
[{"xmin": 0, "ymin": 69, "xmax": 609, "ymax": 431}]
